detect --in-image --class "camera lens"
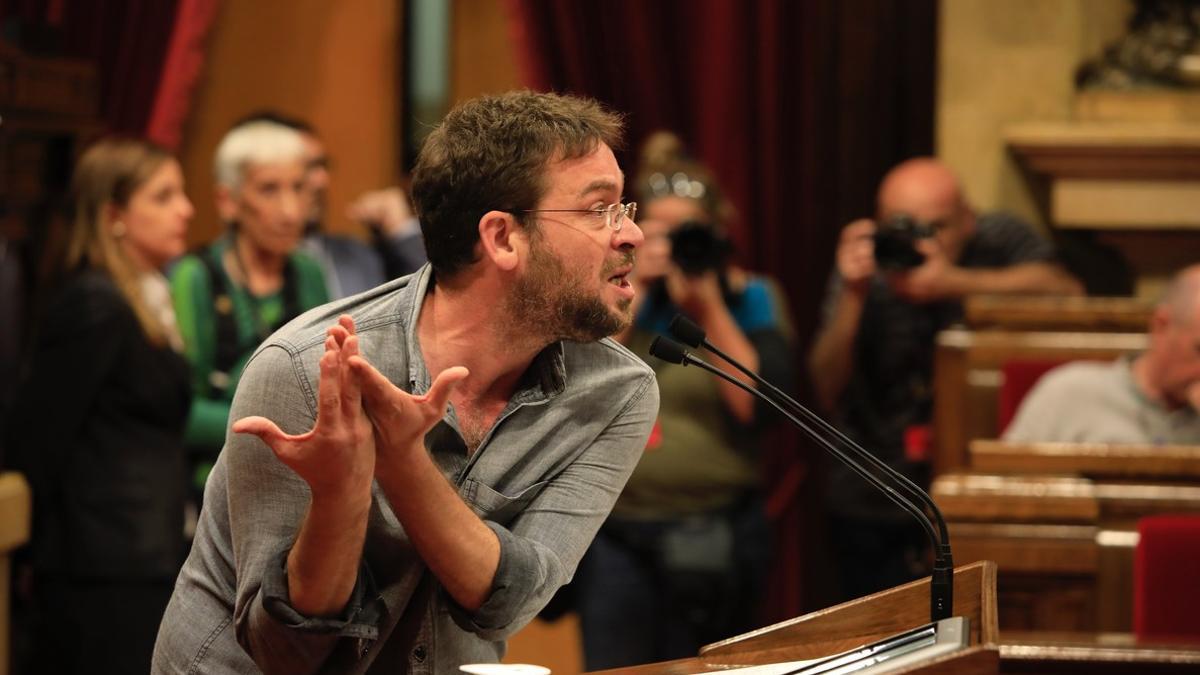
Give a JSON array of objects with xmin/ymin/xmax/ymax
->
[
  {"xmin": 669, "ymin": 221, "xmax": 730, "ymax": 275},
  {"xmin": 873, "ymin": 214, "xmax": 932, "ymax": 270}
]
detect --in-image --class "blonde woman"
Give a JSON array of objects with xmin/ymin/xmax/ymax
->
[{"xmin": 10, "ymin": 138, "xmax": 194, "ymax": 675}]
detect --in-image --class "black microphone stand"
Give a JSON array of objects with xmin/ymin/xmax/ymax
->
[{"xmin": 653, "ymin": 316, "xmax": 954, "ymax": 623}]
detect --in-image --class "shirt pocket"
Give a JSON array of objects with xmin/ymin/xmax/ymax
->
[{"xmin": 463, "ymin": 479, "xmax": 549, "ymax": 528}]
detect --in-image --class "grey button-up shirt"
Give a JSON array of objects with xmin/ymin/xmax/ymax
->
[{"xmin": 153, "ymin": 265, "xmax": 659, "ymax": 674}]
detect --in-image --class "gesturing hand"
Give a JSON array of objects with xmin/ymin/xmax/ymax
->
[
  {"xmin": 349, "ymin": 351, "xmax": 468, "ymax": 478},
  {"xmin": 232, "ymin": 318, "xmax": 376, "ymax": 501}
]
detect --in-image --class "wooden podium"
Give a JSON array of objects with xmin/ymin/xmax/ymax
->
[{"xmin": 590, "ymin": 561, "xmax": 999, "ymax": 674}]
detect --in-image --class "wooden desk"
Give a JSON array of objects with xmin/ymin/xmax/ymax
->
[
  {"xmin": 931, "ymin": 441, "xmax": 1200, "ymax": 634},
  {"xmin": 971, "ymin": 440, "xmax": 1200, "ymax": 479},
  {"xmin": 1000, "ymin": 631, "xmax": 1200, "ymax": 673},
  {"xmin": 964, "ymin": 296, "xmax": 1153, "ymax": 332}
]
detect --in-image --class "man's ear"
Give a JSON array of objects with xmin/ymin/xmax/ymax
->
[
  {"xmin": 478, "ymin": 210, "xmax": 523, "ymax": 272},
  {"xmin": 215, "ymin": 185, "xmax": 238, "ymax": 224}
]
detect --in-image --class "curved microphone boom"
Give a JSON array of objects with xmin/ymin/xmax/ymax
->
[
  {"xmin": 669, "ymin": 314, "xmax": 953, "ymax": 555},
  {"xmin": 651, "ymin": 316, "xmax": 954, "ymax": 622}
]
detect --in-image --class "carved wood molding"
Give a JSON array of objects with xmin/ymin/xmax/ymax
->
[
  {"xmin": 1006, "ymin": 122, "xmax": 1200, "ymax": 180},
  {"xmin": 971, "ymin": 440, "xmax": 1200, "ymax": 479},
  {"xmin": 964, "ymin": 295, "xmax": 1153, "ymax": 331}
]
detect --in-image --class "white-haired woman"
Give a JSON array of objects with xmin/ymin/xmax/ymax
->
[
  {"xmin": 170, "ymin": 120, "xmax": 328, "ymax": 501},
  {"xmin": 10, "ymin": 138, "xmax": 194, "ymax": 674}
]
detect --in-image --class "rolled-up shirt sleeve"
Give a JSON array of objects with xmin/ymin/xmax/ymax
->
[
  {"xmin": 446, "ymin": 369, "xmax": 659, "ymax": 640},
  {"xmin": 259, "ymin": 548, "xmax": 382, "ymax": 640}
]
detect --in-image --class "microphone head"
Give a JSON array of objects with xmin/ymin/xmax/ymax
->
[
  {"xmin": 649, "ymin": 336, "xmax": 690, "ymax": 365},
  {"xmin": 668, "ymin": 314, "xmax": 706, "ymax": 348}
]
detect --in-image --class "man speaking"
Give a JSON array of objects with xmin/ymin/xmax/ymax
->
[{"xmin": 153, "ymin": 91, "xmax": 659, "ymax": 674}]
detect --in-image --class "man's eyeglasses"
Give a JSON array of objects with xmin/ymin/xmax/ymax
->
[{"xmin": 517, "ymin": 202, "xmax": 637, "ymax": 233}]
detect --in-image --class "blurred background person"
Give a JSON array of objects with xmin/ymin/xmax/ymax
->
[
  {"xmin": 170, "ymin": 121, "xmax": 328, "ymax": 504},
  {"xmin": 1005, "ymin": 263, "xmax": 1200, "ymax": 444},
  {"xmin": 808, "ymin": 157, "xmax": 1083, "ymax": 604},
  {"xmin": 237, "ymin": 111, "xmax": 427, "ymax": 298},
  {"xmin": 573, "ymin": 131, "xmax": 795, "ymax": 670},
  {"xmin": 7, "ymin": 138, "xmax": 194, "ymax": 674}
]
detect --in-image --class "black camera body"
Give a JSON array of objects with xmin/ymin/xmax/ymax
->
[
  {"xmin": 873, "ymin": 214, "xmax": 936, "ymax": 270},
  {"xmin": 669, "ymin": 220, "xmax": 732, "ymax": 276}
]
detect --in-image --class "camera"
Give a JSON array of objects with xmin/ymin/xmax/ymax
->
[
  {"xmin": 669, "ymin": 220, "xmax": 732, "ymax": 276},
  {"xmin": 873, "ymin": 214, "xmax": 935, "ymax": 270}
]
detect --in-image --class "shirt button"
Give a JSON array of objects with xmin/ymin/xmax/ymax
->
[{"xmin": 412, "ymin": 645, "xmax": 427, "ymax": 663}]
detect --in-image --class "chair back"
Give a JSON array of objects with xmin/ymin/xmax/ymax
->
[{"xmin": 1134, "ymin": 514, "xmax": 1200, "ymax": 639}]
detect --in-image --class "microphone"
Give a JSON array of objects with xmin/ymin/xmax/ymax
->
[
  {"xmin": 668, "ymin": 315, "xmax": 953, "ymax": 563},
  {"xmin": 650, "ymin": 317, "xmax": 954, "ymax": 623}
]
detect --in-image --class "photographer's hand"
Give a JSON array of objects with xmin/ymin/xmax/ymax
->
[
  {"xmin": 665, "ymin": 267, "xmax": 724, "ymax": 320},
  {"xmin": 808, "ymin": 219, "xmax": 878, "ymax": 411},
  {"xmin": 888, "ymin": 237, "xmax": 966, "ymax": 303},
  {"xmin": 666, "ymin": 266, "xmax": 759, "ymax": 423},
  {"xmin": 837, "ymin": 219, "xmax": 877, "ymax": 295}
]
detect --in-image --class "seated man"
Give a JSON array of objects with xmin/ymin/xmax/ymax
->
[
  {"xmin": 1005, "ymin": 264, "xmax": 1200, "ymax": 444},
  {"xmin": 152, "ymin": 91, "xmax": 658, "ymax": 673},
  {"xmin": 808, "ymin": 157, "xmax": 1082, "ymax": 602}
]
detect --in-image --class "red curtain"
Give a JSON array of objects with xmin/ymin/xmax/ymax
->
[
  {"xmin": 1, "ymin": 0, "xmax": 216, "ymax": 146},
  {"xmin": 55, "ymin": 0, "xmax": 181, "ymax": 135},
  {"xmin": 504, "ymin": 0, "xmax": 937, "ymax": 620},
  {"xmin": 146, "ymin": 0, "xmax": 221, "ymax": 150}
]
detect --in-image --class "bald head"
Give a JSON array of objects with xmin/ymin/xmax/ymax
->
[
  {"xmin": 877, "ymin": 158, "xmax": 965, "ymax": 222},
  {"xmin": 1141, "ymin": 263, "xmax": 1200, "ymax": 408},
  {"xmin": 877, "ymin": 157, "xmax": 976, "ymax": 261}
]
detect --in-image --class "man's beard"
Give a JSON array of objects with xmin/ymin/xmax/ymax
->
[{"xmin": 508, "ymin": 240, "xmax": 633, "ymax": 343}]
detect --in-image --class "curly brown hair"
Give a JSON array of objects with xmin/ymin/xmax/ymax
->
[{"xmin": 411, "ymin": 90, "xmax": 624, "ymax": 279}]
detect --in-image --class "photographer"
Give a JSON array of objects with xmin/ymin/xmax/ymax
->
[
  {"xmin": 808, "ymin": 157, "xmax": 1081, "ymax": 603},
  {"xmin": 573, "ymin": 132, "xmax": 794, "ymax": 670}
]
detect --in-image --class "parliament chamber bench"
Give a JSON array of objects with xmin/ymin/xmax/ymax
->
[
  {"xmin": 932, "ymin": 294, "xmax": 1154, "ymax": 476},
  {"xmin": 932, "ymin": 440, "xmax": 1200, "ymax": 633}
]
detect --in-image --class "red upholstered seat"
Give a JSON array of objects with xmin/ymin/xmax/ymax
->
[{"xmin": 1134, "ymin": 514, "xmax": 1200, "ymax": 639}]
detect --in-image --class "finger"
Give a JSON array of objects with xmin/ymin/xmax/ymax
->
[
  {"xmin": 327, "ymin": 325, "xmax": 348, "ymax": 348},
  {"xmin": 349, "ymin": 354, "xmax": 398, "ymax": 405},
  {"xmin": 914, "ymin": 237, "xmax": 943, "ymax": 258},
  {"xmin": 317, "ymin": 348, "xmax": 343, "ymax": 425},
  {"xmin": 421, "ymin": 366, "xmax": 470, "ymax": 412},
  {"xmin": 232, "ymin": 415, "xmax": 301, "ymax": 457},
  {"xmin": 340, "ymin": 334, "xmax": 363, "ymax": 417},
  {"xmin": 339, "ymin": 314, "xmax": 357, "ymax": 336},
  {"xmin": 844, "ymin": 219, "xmax": 876, "ymax": 240}
]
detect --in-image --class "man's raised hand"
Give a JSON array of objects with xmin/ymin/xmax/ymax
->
[
  {"xmin": 232, "ymin": 316, "xmax": 376, "ymax": 500},
  {"xmin": 349, "ymin": 354, "xmax": 468, "ymax": 476}
]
